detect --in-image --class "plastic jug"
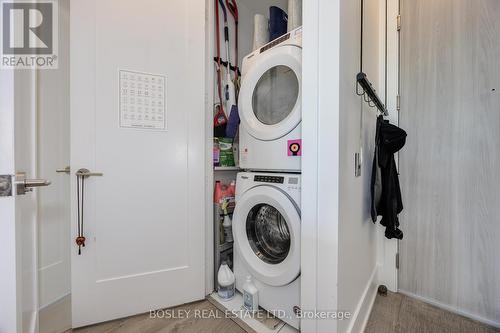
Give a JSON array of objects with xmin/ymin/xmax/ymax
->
[{"xmin": 217, "ymin": 262, "xmax": 235, "ymax": 301}]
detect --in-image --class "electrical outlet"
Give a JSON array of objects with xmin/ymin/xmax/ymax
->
[{"xmin": 355, "ymin": 152, "xmax": 362, "ymax": 177}]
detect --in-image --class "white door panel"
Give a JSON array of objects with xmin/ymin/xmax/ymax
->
[
  {"xmin": 399, "ymin": 0, "xmax": 500, "ymax": 323},
  {"xmin": 37, "ymin": 0, "xmax": 71, "ymax": 310},
  {"xmin": 70, "ymin": 0, "xmax": 206, "ymax": 327},
  {"xmin": 0, "ymin": 69, "xmax": 40, "ymax": 333}
]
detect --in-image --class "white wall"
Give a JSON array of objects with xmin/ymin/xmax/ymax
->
[
  {"xmin": 301, "ymin": 0, "xmax": 384, "ymax": 331},
  {"xmin": 337, "ymin": 0, "xmax": 382, "ymax": 332}
]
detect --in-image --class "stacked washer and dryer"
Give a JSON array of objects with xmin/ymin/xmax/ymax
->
[{"xmin": 232, "ymin": 26, "xmax": 302, "ymax": 330}]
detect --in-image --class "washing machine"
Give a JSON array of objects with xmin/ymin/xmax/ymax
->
[
  {"xmin": 233, "ymin": 172, "xmax": 301, "ymax": 329},
  {"xmin": 238, "ymin": 27, "xmax": 302, "ymax": 172}
]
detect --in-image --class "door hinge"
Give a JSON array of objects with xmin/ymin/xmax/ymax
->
[
  {"xmin": 396, "ymin": 94, "xmax": 401, "ymax": 112},
  {"xmin": 397, "ymin": 15, "xmax": 401, "ymax": 31},
  {"xmin": 396, "ymin": 252, "xmax": 400, "ymax": 269}
]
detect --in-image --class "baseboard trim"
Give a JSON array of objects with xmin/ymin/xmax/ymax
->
[
  {"xmin": 398, "ymin": 290, "xmax": 500, "ymax": 329},
  {"xmin": 346, "ymin": 266, "xmax": 379, "ymax": 333},
  {"xmin": 39, "ymin": 294, "xmax": 72, "ymax": 333}
]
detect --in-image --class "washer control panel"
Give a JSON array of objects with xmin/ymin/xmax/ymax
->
[{"xmin": 254, "ymin": 175, "xmax": 284, "ymax": 184}]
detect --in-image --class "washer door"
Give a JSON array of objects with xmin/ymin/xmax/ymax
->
[
  {"xmin": 233, "ymin": 186, "xmax": 300, "ymax": 286},
  {"xmin": 239, "ymin": 45, "xmax": 301, "ymax": 141}
]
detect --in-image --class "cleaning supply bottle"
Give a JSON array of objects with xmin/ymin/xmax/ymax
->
[
  {"xmin": 214, "ymin": 181, "xmax": 223, "ymax": 203},
  {"xmin": 229, "ymin": 180, "xmax": 236, "ymax": 197},
  {"xmin": 213, "ymin": 138, "xmax": 220, "ymax": 166},
  {"xmin": 243, "ymin": 275, "xmax": 259, "ymax": 311},
  {"xmin": 217, "ymin": 262, "xmax": 235, "ymax": 301},
  {"xmin": 223, "ymin": 215, "xmax": 233, "ymax": 243}
]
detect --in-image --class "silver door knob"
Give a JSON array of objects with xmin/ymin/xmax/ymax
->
[
  {"xmin": 15, "ymin": 172, "xmax": 51, "ymax": 195},
  {"xmin": 24, "ymin": 179, "xmax": 52, "ymax": 188},
  {"xmin": 56, "ymin": 166, "xmax": 71, "ymax": 174}
]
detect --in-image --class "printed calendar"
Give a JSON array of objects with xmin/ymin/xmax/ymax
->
[{"xmin": 119, "ymin": 70, "xmax": 166, "ymax": 130}]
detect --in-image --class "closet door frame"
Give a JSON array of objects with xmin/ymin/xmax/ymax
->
[{"xmin": 376, "ymin": 0, "xmax": 400, "ymax": 293}]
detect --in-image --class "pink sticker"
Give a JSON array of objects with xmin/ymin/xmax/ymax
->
[{"xmin": 287, "ymin": 139, "xmax": 302, "ymax": 156}]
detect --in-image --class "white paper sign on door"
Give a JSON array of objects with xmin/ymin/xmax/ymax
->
[{"xmin": 119, "ymin": 70, "xmax": 167, "ymax": 130}]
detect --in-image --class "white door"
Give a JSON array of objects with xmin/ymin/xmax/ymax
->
[
  {"xmin": 70, "ymin": 0, "xmax": 206, "ymax": 328},
  {"xmin": 0, "ymin": 70, "xmax": 51, "ymax": 332}
]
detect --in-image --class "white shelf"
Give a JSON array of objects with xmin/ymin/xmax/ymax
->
[{"xmin": 214, "ymin": 166, "xmax": 241, "ymax": 171}]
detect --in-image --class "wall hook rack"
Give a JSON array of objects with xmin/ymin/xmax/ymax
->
[
  {"xmin": 356, "ymin": 72, "xmax": 388, "ymax": 116},
  {"xmin": 213, "ymin": 57, "xmax": 241, "ymax": 76}
]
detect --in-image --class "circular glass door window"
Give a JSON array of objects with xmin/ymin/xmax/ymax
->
[
  {"xmin": 246, "ymin": 204, "xmax": 291, "ymax": 264},
  {"xmin": 252, "ymin": 65, "xmax": 299, "ymax": 125}
]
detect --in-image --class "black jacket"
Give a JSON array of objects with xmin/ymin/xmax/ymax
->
[{"xmin": 371, "ymin": 116, "xmax": 407, "ymax": 239}]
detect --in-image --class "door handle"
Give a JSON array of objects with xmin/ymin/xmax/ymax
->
[
  {"xmin": 15, "ymin": 172, "xmax": 51, "ymax": 195},
  {"xmin": 74, "ymin": 168, "xmax": 103, "ymax": 255},
  {"xmin": 75, "ymin": 168, "xmax": 103, "ymax": 178},
  {"xmin": 56, "ymin": 166, "xmax": 71, "ymax": 174},
  {"xmin": 24, "ymin": 179, "xmax": 51, "ymax": 187}
]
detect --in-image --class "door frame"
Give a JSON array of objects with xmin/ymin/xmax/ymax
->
[
  {"xmin": 300, "ymin": 1, "xmax": 341, "ymax": 332},
  {"xmin": 375, "ymin": 0, "xmax": 400, "ymax": 293},
  {"xmin": 204, "ymin": 1, "xmax": 344, "ymax": 332}
]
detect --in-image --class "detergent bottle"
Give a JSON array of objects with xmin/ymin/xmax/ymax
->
[
  {"xmin": 243, "ymin": 275, "xmax": 259, "ymax": 312},
  {"xmin": 222, "ymin": 215, "xmax": 233, "ymax": 243}
]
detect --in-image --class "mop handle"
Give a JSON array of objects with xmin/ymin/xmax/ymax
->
[
  {"xmin": 219, "ymin": 0, "xmax": 230, "ymax": 61},
  {"xmin": 215, "ymin": 0, "xmax": 224, "ymax": 114},
  {"xmin": 218, "ymin": 0, "xmax": 228, "ymax": 28},
  {"xmin": 226, "ymin": 0, "xmax": 239, "ymax": 80},
  {"xmin": 226, "ymin": 0, "xmax": 238, "ymax": 24}
]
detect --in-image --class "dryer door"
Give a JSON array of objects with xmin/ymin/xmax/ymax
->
[
  {"xmin": 233, "ymin": 185, "xmax": 300, "ymax": 286},
  {"xmin": 238, "ymin": 45, "xmax": 301, "ymax": 141}
]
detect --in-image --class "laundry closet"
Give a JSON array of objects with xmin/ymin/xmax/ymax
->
[
  {"xmin": 208, "ymin": 0, "xmax": 303, "ymax": 331},
  {"xmin": 1, "ymin": 0, "xmax": 340, "ymax": 330},
  {"xmin": 15, "ymin": 0, "xmax": 305, "ymax": 332}
]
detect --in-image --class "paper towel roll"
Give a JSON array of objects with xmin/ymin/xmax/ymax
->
[
  {"xmin": 287, "ymin": 0, "xmax": 302, "ymax": 31},
  {"xmin": 253, "ymin": 14, "xmax": 268, "ymax": 50}
]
